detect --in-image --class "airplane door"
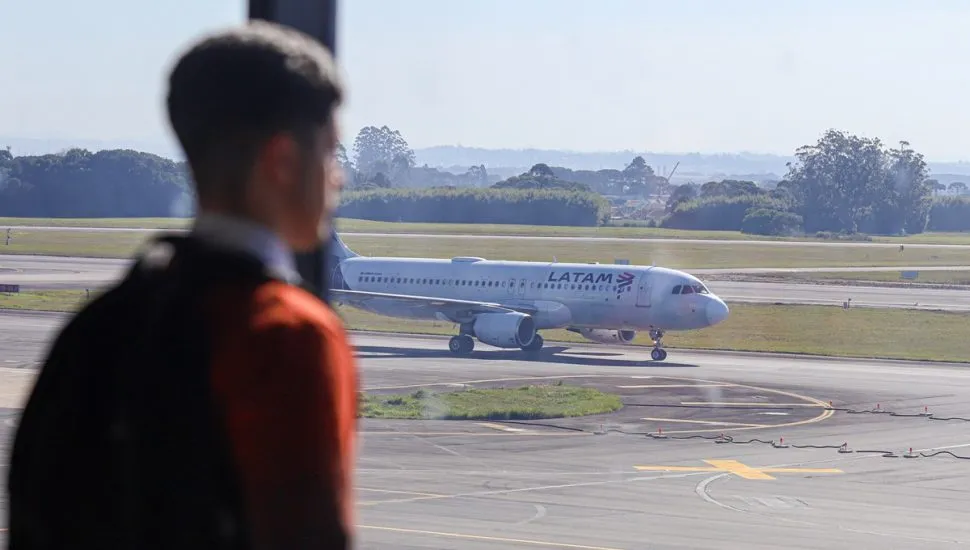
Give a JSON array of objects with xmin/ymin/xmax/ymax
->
[
  {"xmin": 507, "ymin": 278, "xmax": 517, "ymax": 296},
  {"xmin": 517, "ymin": 278, "xmax": 527, "ymax": 297},
  {"xmin": 636, "ymin": 273, "xmax": 652, "ymax": 307}
]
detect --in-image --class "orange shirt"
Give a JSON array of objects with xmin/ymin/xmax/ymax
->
[{"xmin": 205, "ymin": 279, "xmax": 358, "ymax": 549}]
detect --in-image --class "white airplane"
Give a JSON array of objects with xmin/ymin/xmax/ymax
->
[{"xmin": 326, "ymin": 232, "xmax": 729, "ymax": 361}]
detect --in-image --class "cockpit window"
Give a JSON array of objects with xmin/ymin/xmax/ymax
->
[{"xmin": 673, "ymin": 283, "xmax": 710, "ymax": 295}]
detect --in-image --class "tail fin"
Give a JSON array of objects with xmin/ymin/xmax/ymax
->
[
  {"xmin": 325, "ymin": 230, "xmax": 357, "ymax": 292},
  {"xmin": 329, "ymin": 230, "xmax": 358, "ymax": 262}
]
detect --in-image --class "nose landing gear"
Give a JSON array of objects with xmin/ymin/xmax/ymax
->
[{"xmin": 649, "ymin": 328, "xmax": 667, "ymax": 361}]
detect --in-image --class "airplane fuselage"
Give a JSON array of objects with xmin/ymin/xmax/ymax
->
[{"xmin": 336, "ymin": 256, "xmax": 728, "ymax": 333}]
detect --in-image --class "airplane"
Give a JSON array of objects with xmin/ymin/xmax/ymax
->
[{"xmin": 326, "ymin": 232, "xmax": 729, "ymax": 361}]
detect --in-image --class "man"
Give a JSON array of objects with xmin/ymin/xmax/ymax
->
[{"xmin": 8, "ymin": 22, "xmax": 358, "ymax": 550}]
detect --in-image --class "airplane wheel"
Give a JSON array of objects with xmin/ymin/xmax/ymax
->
[
  {"xmin": 450, "ymin": 335, "xmax": 474, "ymax": 355},
  {"xmin": 651, "ymin": 348, "xmax": 667, "ymax": 361},
  {"xmin": 521, "ymin": 334, "xmax": 544, "ymax": 352},
  {"xmin": 449, "ymin": 337, "xmax": 462, "ymax": 354}
]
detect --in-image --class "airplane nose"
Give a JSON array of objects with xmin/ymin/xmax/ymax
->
[{"xmin": 706, "ymin": 298, "xmax": 729, "ymax": 326}]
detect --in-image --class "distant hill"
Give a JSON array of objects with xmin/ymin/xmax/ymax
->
[
  {"xmin": 415, "ymin": 145, "xmax": 970, "ymax": 181},
  {"xmin": 4, "ymin": 137, "xmax": 970, "ymax": 181}
]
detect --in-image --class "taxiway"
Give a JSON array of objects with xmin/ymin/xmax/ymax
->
[{"xmin": 0, "ymin": 310, "xmax": 968, "ymax": 548}]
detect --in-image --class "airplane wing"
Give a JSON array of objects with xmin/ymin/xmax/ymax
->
[{"xmin": 330, "ymin": 289, "xmax": 537, "ymax": 323}]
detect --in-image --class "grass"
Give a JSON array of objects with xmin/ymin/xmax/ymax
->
[
  {"xmin": 1, "ymin": 216, "xmax": 970, "ymax": 245},
  {"xmin": 4, "ymin": 227, "xmax": 970, "ymax": 270},
  {"xmin": 338, "ymin": 303, "xmax": 970, "ymax": 363},
  {"xmin": 724, "ymin": 270, "xmax": 970, "ymax": 286},
  {"xmin": 0, "ymin": 217, "xmax": 192, "ymax": 229},
  {"xmin": 11, "ymin": 290, "xmax": 969, "ymax": 363},
  {"xmin": 338, "ymin": 234, "xmax": 970, "ymax": 269},
  {"xmin": 0, "ymin": 229, "xmax": 151, "ymax": 258},
  {"xmin": 0, "ymin": 290, "xmax": 94, "ymax": 311},
  {"xmin": 358, "ymin": 384, "xmax": 623, "ymax": 420}
]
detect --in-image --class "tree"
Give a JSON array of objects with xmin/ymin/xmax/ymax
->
[
  {"xmin": 927, "ymin": 179, "xmax": 946, "ymax": 195},
  {"xmin": 0, "ymin": 148, "xmax": 191, "ymax": 217},
  {"xmin": 784, "ymin": 130, "xmax": 932, "ymax": 234},
  {"xmin": 352, "ymin": 126, "xmax": 415, "ymax": 182},
  {"xmin": 528, "ymin": 163, "xmax": 554, "ymax": 178},
  {"xmin": 665, "ymin": 183, "xmax": 698, "ymax": 213},
  {"xmin": 949, "ymin": 181, "xmax": 968, "ymax": 195},
  {"xmin": 622, "ymin": 156, "xmax": 658, "ymax": 197}
]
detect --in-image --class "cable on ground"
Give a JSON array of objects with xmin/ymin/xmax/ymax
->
[{"xmin": 485, "ymin": 403, "xmax": 970, "ymax": 461}]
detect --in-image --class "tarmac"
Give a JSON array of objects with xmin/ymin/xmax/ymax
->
[{"xmin": 0, "ymin": 312, "xmax": 969, "ymax": 548}]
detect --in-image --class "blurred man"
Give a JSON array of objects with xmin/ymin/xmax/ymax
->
[{"xmin": 8, "ymin": 22, "xmax": 358, "ymax": 550}]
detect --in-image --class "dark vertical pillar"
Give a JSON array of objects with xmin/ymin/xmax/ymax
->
[{"xmin": 248, "ymin": 0, "xmax": 338, "ymax": 303}]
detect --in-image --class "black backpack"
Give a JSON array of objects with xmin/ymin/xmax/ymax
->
[{"xmin": 7, "ymin": 235, "xmax": 277, "ymax": 550}]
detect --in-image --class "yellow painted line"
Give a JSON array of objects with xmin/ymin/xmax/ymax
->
[
  {"xmin": 705, "ymin": 459, "xmax": 776, "ymax": 480},
  {"xmin": 634, "ymin": 459, "xmax": 844, "ymax": 480},
  {"xmin": 680, "ymin": 402, "xmax": 825, "ymax": 407},
  {"xmin": 359, "ymin": 525, "xmax": 624, "ymax": 550},
  {"xmin": 639, "ymin": 417, "xmax": 767, "ymax": 428},
  {"xmin": 618, "ymin": 383, "xmax": 733, "ymax": 389},
  {"xmin": 478, "ymin": 422, "xmax": 531, "ymax": 433}
]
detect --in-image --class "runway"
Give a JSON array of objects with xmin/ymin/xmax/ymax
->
[
  {"xmin": 0, "ymin": 310, "xmax": 968, "ymax": 548},
  {"xmin": 8, "ymin": 225, "xmax": 970, "ymax": 249},
  {"xmin": 4, "ymin": 254, "xmax": 970, "ymax": 311}
]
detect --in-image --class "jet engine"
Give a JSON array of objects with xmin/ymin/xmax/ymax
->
[
  {"xmin": 473, "ymin": 312, "xmax": 537, "ymax": 348},
  {"xmin": 575, "ymin": 328, "xmax": 637, "ymax": 345}
]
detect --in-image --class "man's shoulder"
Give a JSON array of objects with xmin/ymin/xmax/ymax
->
[{"xmin": 244, "ymin": 281, "xmax": 349, "ymax": 341}]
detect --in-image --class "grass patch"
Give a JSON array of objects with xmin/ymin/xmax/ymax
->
[
  {"xmin": 359, "ymin": 384, "xmax": 623, "ymax": 420},
  {"xmin": 6, "ymin": 290, "xmax": 968, "ymax": 362},
  {"xmin": 0, "ymin": 217, "xmax": 192, "ymax": 229},
  {"xmin": 0, "ymin": 290, "xmax": 92, "ymax": 312},
  {"xmin": 338, "ymin": 234, "xmax": 970, "ymax": 269},
  {"xmin": 0, "ymin": 229, "xmax": 152, "ymax": 258},
  {"xmin": 2, "ymin": 216, "xmax": 970, "ymax": 245},
  {"xmin": 731, "ymin": 270, "xmax": 970, "ymax": 286},
  {"xmin": 5, "ymin": 227, "xmax": 969, "ymax": 270},
  {"xmin": 335, "ymin": 303, "xmax": 970, "ymax": 363}
]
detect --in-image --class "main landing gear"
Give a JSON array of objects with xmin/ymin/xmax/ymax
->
[
  {"xmin": 649, "ymin": 328, "xmax": 667, "ymax": 361},
  {"xmin": 449, "ymin": 334, "xmax": 475, "ymax": 355},
  {"xmin": 447, "ymin": 327, "xmax": 545, "ymax": 355},
  {"xmin": 521, "ymin": 334, "xmax": 544, "ymax": 352}
]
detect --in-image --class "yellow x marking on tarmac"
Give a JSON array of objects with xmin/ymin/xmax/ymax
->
[{"xmin": 634, "ymin": 459, "xmax": 843, "ymax": 480}]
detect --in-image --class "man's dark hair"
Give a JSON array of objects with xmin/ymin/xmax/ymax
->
[{"xmin": 166, "ymin": 21, "xmax": 344, "ymax": 199}]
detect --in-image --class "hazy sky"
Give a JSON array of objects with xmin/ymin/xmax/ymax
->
[{"xmin": 3, "ymin": 0, "xmax": 970, "ymax": 159}]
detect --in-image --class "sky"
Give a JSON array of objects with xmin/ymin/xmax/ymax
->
[{"xmin": 2, "ymin": 0, "xmax": 970, "ymax": 160}]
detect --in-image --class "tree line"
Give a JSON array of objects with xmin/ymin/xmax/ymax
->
[
  {"xmin": 0, "ymin": 147, "xmax": 193, "ymax": 218},
  {"xmin": 3, "ymin": 126, "xmax": 970, "ymax": 234},
  {"xmin": 661, "ymin": 130, "xmax": 970, "ymax": 236}
]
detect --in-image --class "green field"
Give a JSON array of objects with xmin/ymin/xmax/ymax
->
[
  {"xmin": 2, "ymin": 216, "xmax": 970, "ymax": 245},
  {"xmin": 4, "ymin": 226, "xmax": 970, "ymax": 270},
  {"xmin": 720, "ymin": 270, "xmax": 970, "ymax": 287},
  {"xmin": 7, "ymin": 290, "xmax": 968, "ymax": 363},
  {"xmin": 359, "ymin": 384, "xmax": 623, "ymax": 420}
]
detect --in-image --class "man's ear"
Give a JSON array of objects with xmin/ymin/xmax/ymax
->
[{"xmin": 256, "ymin": 133, "xmax": 301, "ymax": 190}]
